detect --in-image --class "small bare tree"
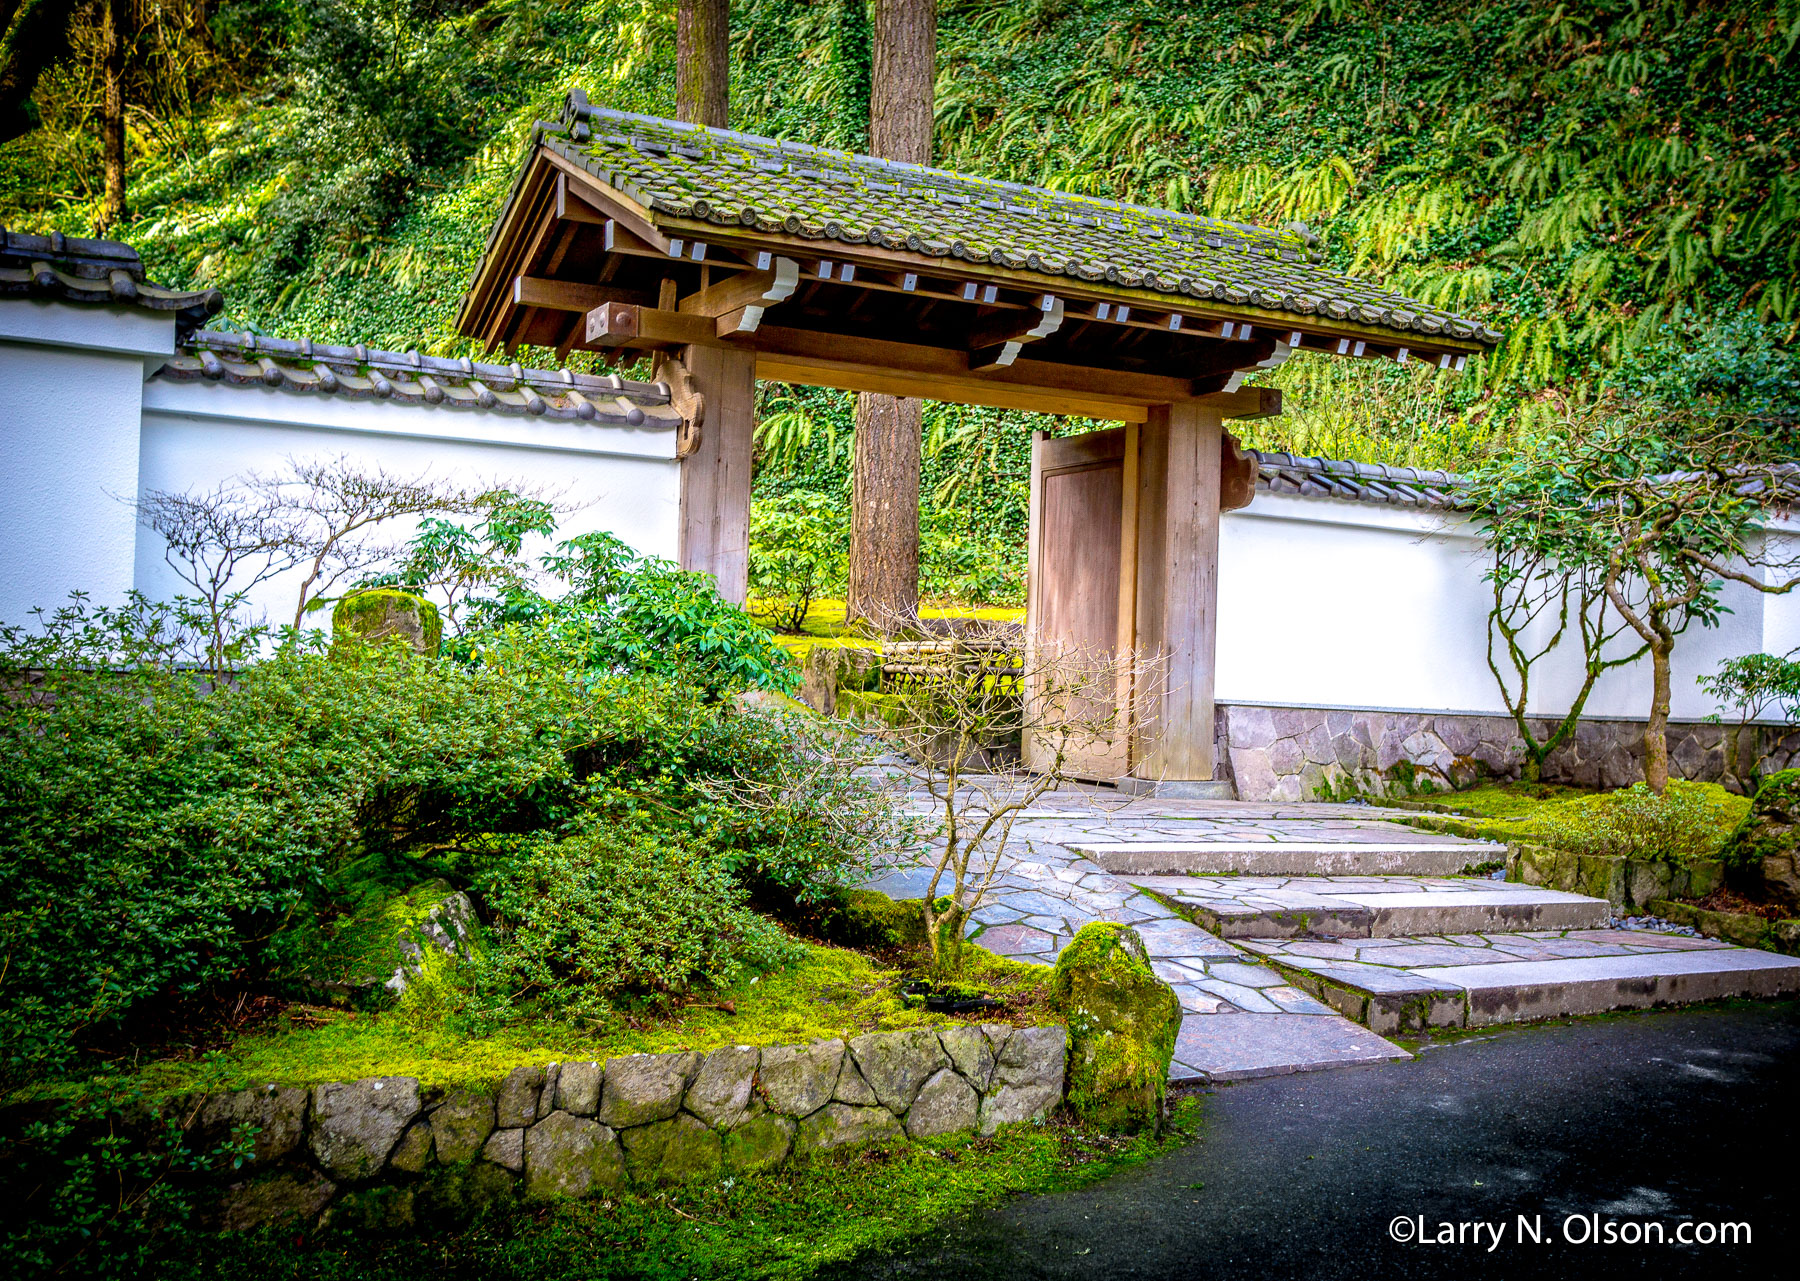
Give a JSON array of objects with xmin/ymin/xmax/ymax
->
[
  {"xmin": 253, "ymin": 456, "xmax": 498, "ymax": 629},
  {"xmin": 133, "ymin": 457, "xmax": 520, "ymax": 665},
  {"xmin": 133, "ymin": 483, "xmax": 305, "ymax": 670},
  {"xmin": 870, "ymin": 622, "xmax": 1159, "ymax": 973}
]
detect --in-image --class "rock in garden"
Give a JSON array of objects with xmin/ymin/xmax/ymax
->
[
  {"xmin": 331, "ymin": 588, "xmax": 442, "ymax": 654},
  {"xmin": 758, "ymin": 1039, "xmax": 845, "ymax": 1117},
  {"xmin": 904, "ymin": 1067, "xmax": 980, "ymax": 1139},
  {"xmin": 495, "ymin": 1065, "xmax": 547, "ymax": 1128},
  {"xmin": 388, "ymin": 1120, "xmax": 434, "ymax": 1173},
  {"xmin": 327, "ymin": 1185, "xmax": 415, "ymax": 1231},
  {"xmin": 979, "ymin": 1025, "xmax": 1068, "ymax": 1136},
  {"xmin": 848, "ymin": 1028, "xmax": 949, "ymax": 1113},
  {"xmin": 619, "ymin": 1113, "xmax": 723, "ymax": 1185},
  {"xmin": 684, "ymin": 1045, "xmax": 759, "ymax": 1128},
  {"xmin": 216, "ymin": 1168, "xmax": 336, "ymax": 1232},
  {"xmin": 554, "ymin": 1061, "xmax": 604, "ymax": 1116},
  {"xmin": 523, "ymin": 1111, "xmax": 626, "ymax": 1199},
  {"xmin": 307, "ymin": 1077, "xmax": 421, "ymax": 1181},
  {"xmin": 196, "ymin": 1085, "xmax": 308, "ymax": 1166},
  {"xmin": 796, "ymin": 1102, "xmax": 902, "ymax": 1155},
  {"xmin": 413, "ymin": 1161, "xmax": 517, "ymax": 1222},
  {"xmin": 1722, "ymin": 769, "xmax": 1800, "ymax": 913},
  {"xmin": 722, "ymin": 1109, "xmax": 796, "ymax": 1174},
  {"xmin": 832, "ymin": 1057, "xmax": 880, "ymax": 1106},
  {"xmin": 429, "ymin": 1091, "xmax": 496, "ymax": 1164},
  {"xmin": 937, "ymin": 1026, "xmax": 998, "ymax": 1090},
  {"xmin": 1049, "ymin": 922, "xmax": 1181, "ymax": 1131},
  {"xmin": 481, "ymin": 1127, "xmax": 524, "ymax": 1173},
  {"xmin": 598, "ymin": 1052, "xmax": 702, "ymax": 1128}
]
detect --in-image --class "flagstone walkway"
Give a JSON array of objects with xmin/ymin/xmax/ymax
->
[{"xmin": 857, "ymin": 784, "xmax": 1800, "ymax": 1083}]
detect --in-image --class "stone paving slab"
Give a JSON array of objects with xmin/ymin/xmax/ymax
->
[
  {"xmin": 1253, "ymin": 927, "xmax": 1800, "ymax": 1033},
  {"xmin": 1125, "ymin": 872, "xmax": 1607, "ymax": 939},
  {"xmin": 1072, "ymin": 840, "xmax": 1504, "ymax": 877},
  {"xmin": 1168, "ymin": 1012, "xmax": 1411, "ymax": 1083}
]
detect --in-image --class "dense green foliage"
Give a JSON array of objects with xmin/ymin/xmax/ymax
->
[
  {"xmin": 7, "ymin": 0, "xmax": 1795, "ymax": 569},
  {"xmin": 474, "ymin": 824, "xmax": 802, "ymax": 1022},
  {"xmin": 1404, "ymin": 779, "xmax": 1751, "ymax": 860},
  {"xmin": 0, "ymin": 582, "xmax": 875, "ymax": 1091}
]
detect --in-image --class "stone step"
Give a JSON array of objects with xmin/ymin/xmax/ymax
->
[
  {"xmin": 1242, "ymin": 930, "xmax": 1800, "ymax": 1034},
  {"xmin": 1124, "ymin": 874, "xmax": 1610, "ymax": 938},
  {"xmin": 1069, "ymin": 838, "xmax": 1505, "ymax": 877}
]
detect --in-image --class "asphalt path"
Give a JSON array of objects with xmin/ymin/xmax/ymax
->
[{"xmin": 828, "ymin": 1001, "xmax": 1799, "ymax": 1279}]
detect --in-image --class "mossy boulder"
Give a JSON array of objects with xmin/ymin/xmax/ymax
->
[
  {"xmin": 1049, "ymin": 922, "xmax": 1180, "ymax": 1132},
  {"xmin": 821, "ymin": 889, "xmax": 927, "ymax": 951},
  {"xmin": 332, "ymin": 589, "xmax": 442, "ymax": 655},
  {"xmin": 1720, "ymin": 769, "xmax": 1800, "ymax": 913}
]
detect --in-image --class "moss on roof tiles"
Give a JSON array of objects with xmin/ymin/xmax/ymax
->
[{"xmin": 535, "ymin": 93, "xmax": 1498, "ymax": 348}]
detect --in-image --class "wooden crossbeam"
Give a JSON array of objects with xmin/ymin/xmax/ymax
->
[
  {"xmin": 513, "ymin": 276, "xmax": 650, "ymax": 312},
  {"xmin": 585, "ymin": 302, "xmax": 715, "ymax": 348},
  {"xmin": 680, "ymin": 257, "xmax": 801, "ymax": 336}
]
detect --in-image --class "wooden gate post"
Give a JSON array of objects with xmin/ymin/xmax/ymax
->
[
  {"xmin": 677, "ymin": 343, "xmax": 757, "ymax": 603},
  {"xmin": 1132, "ymin": 400, "xmax": 1223, "ymax": 781}
]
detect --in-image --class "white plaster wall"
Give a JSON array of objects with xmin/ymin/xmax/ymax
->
[
  {"xmin": 1217, "ymin": 493, "xmax": 1798, "ymax": 723},
  {"xmin": 0, "ymin": 303, "xmax": 172, "ymax": 625},
  {"xmin": 136, "ymin": 379, "xmax": 681, "ymax": 634}
]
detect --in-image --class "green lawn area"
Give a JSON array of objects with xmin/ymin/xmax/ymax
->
[
  {"xmin": 752, "ymin": 599, "xmax": 1026, "ymax": 662},
  {"xmin": 189, "ymin": 1099, "xmax": 1200, "ymax": 1281},
  {"xmin": 1393, "ymin": 780, "xmax": 1750, "ymax": 861},
  {"xmin": 69, "ymin": 944, "xmax": 1052, "ymax": 1102}
]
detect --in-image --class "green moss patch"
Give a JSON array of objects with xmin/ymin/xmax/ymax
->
[
  {"xmin": 91, "ymin": 941, "xmax": 1051, "ymax": 1101},
  {"xmin": 1391, "ymin": 780, "xmax": 1749, "ymax": 863}
]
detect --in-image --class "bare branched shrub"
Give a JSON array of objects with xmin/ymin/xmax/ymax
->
[{"xmin": 871, "ymin": 623, "xmax": 1162, "ymax": 972}]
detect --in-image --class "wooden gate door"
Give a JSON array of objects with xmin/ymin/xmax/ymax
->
[{"xmin": 1024, "ymin": 426, "xmax": 1138, "ymax": 778}]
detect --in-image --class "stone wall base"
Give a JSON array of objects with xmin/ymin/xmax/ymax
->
[{"xmin": 1215, "ymin": 704, "xmax": 1800, "ymax": 802}]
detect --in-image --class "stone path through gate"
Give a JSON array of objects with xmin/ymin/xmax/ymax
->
[{"xmin": 858, "ymin": 785, "xmax": 1800, "ymax": 1082}]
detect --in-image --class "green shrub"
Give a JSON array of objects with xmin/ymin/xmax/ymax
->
[
  {"xmin": 1534, "ymin": 781, "xmax": 1740, "ymax": 862},
  {"xmin": 748, "ymin": 491, "xmax": 848, "ymax": 632},
  {"xmin": 474, "ymin": 826, "xmax": 802, "ymax": 1022}
]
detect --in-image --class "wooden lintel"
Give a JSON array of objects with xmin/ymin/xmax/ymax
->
[
  {"xmin": 1192, "ymin": 386, "xmax": 1283, "ymax": 420},
  {"xmin": 757, "ymin": 354, "xmax": 1151, "ymax": 423}
]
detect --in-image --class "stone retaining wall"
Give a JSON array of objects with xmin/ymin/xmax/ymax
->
[
  {"xmin": 201, "ymin": 1024, "xmax": 1066, "ymax": 1230},
  {"xmin": 1216, "ymin": 704, "xmax": 1800, "ymax": 801}
]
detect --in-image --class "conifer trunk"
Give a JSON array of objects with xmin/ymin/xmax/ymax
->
[
  {"xmin": 98, "ymin": 0, "xmax": 127, "ymax": 234},
  {"xmin": 849, "ymin": 0, "xmax": 935, "ymax": 629},
  {"xmin": 676, "ymin": 0, "xmax": 729, "ymax": 128}
]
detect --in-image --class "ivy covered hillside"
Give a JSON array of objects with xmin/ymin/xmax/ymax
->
[{"xmin": 2, "ymin": 0, "xmax": 1795, "ymax": 590}]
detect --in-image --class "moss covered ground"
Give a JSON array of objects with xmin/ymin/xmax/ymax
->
[
  {"xmin": 1391, "ymin": 780, "xmax": 1749, "ymax": 861},
  {"xmin": 756, "ymin": 599, "xmax": 1026, "ymax": 662},
  {"xmin": 183, "ymin": 1098, "xmax": 1200, "ymax": 1280},
  {"xmin": 75, "ymin": 941, "xmax": 1051, "ymax": 1102}
]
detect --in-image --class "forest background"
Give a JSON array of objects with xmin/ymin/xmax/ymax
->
[{"xmin": 3, "ymin": 0, "xmax": 1796, "ymax": 604}]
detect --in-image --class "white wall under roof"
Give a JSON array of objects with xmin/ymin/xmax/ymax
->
[
  {"xmin": 0, "ymin": 299, "xmax": 682, "ymax": 636},
  {"xmin": 1216, "ymin": 491, "xmax": 1800, "ymax": 722},
  {"xmin": 137, "ymin": 379, "xmax": 681, "ymax": 635},
  {"xmin": 0, "ymin": 301, "xmax": 171, "ymax": 626}
]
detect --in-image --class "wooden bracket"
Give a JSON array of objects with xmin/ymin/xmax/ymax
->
[
  {"xmin": 678, "ymin": 256, "xmax": 801, "ymax": 336},
  {"xmin": 970, "ymin": 295, "xmax": 1065, "ymax": 370},
  {"xmin": 654, "ymin": 353, "xmax": 708, "ymax": 457}
]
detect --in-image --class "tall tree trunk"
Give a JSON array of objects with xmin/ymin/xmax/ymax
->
[
  {"xmin": 97, "ymin": 0, "xmax": 127, "ymax": 235},
  {"xmin": 849, "ymin": 0, "xmax": 935, "ymax": 629},
  {"xmin": 1644, "ymin": 639, "xmax": 1672, "ymax": 794},
  {"xmin": 850, "ymin": 391, "xmax": 923, "ymax": 631},
  {"xmin": 676, "ymin": 0, "xmax": 728, "ymax": 128}
]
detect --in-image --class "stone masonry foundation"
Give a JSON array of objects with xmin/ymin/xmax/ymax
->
[{"xmin": 1215, "ymin": 704, "xmax": 1800, "ymax": 802}]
